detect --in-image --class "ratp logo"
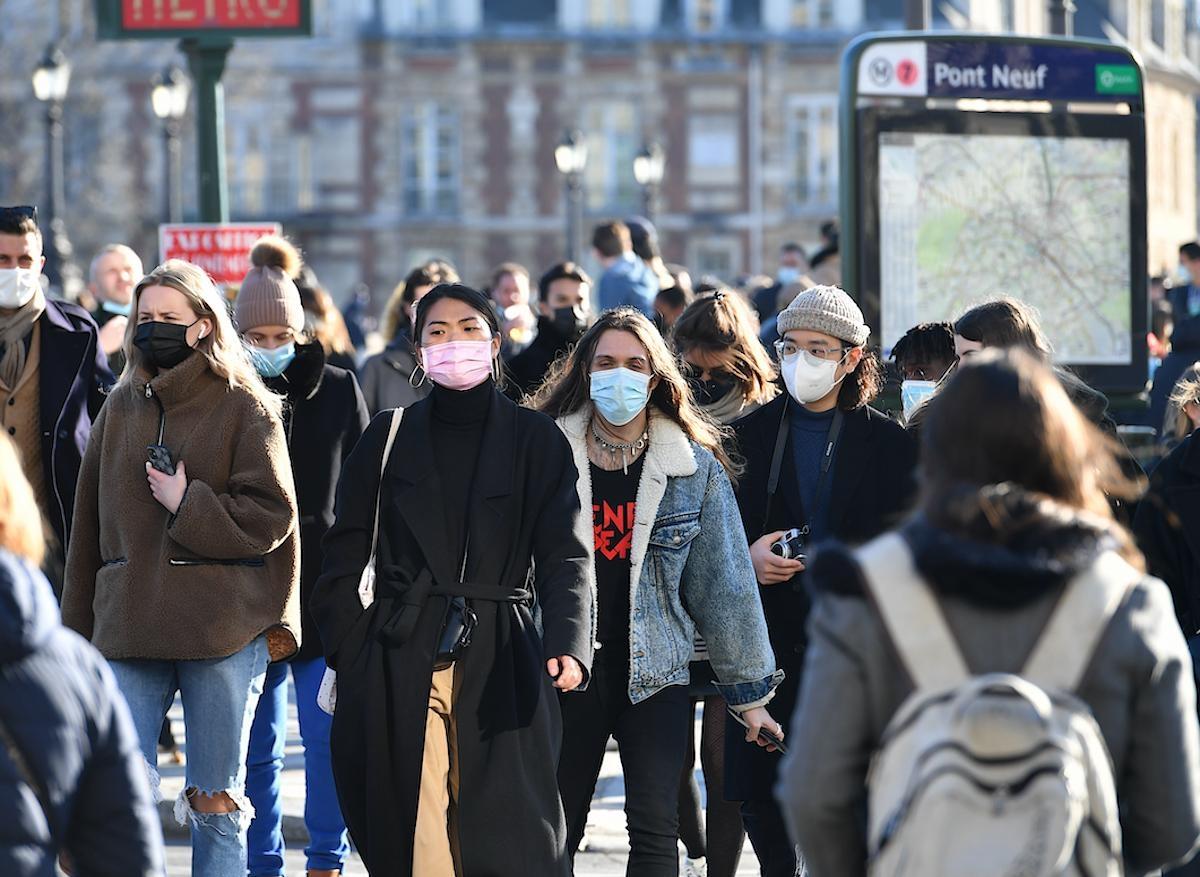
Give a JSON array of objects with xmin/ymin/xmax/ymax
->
[
  {"xmin": 858, "ymin": 41, "xmax": 928, "ymax": 97},
  {"xmin": 870, "ymin": 57, "xmax": 894, "ymax": 86}
]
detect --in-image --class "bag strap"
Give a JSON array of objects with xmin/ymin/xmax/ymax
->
[
  {"xmin": 366, "ymin": 409, "xmax": 404, "ymax": 566},
  {"xmin": 0, "ymin": 708, "xmax": 54, "ymax": 832},
  {"xmin": 1022, "ymin": 551, "xmax": 1138, "ymax": 692},
  {"xmin": 857, "ymin": 532, "xmax": 970, "ymax": 692}
]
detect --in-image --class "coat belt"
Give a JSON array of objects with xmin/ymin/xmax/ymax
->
[{"xmin": 375, "ymin": 565, "xmax": 531, "ymax": 647}]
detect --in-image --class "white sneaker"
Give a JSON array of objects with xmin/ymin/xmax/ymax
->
[{"xmin": 682, "ymin": 857, "xmax": 707, "ymax": 877}]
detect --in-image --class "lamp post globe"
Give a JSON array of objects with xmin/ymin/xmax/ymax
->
[
  {"xmin": 152, "ymin": 65, "xmax": 190, "ymax": 223},
  {"xmin": 32, "ymin": 42, "xmax": 81, "ymax": 301},
  {"xmin": 633, "ymin": 142, "xmax": 665, "ymax": 222},
  {"xmin": 556, "ymin": 130, "xmax": 588, "ymax": 262}
]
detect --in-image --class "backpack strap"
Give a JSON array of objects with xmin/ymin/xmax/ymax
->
[
  {"xmin": 1022, "ymin": 551, "xmax": 1139, "ymax": 692},
  {"xmin": 856, "ymin": 532, "xmax": 970, "ymax": 692}
]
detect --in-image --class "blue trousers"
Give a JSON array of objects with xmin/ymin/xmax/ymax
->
[{"xmin": 245, "ymin": 656, "xmax": 350, "ymax": 876}]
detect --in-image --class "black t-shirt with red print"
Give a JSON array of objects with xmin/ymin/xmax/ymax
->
[{"xmin": 590, "ymin": 455, "xmax": 643, "ymax": 649}]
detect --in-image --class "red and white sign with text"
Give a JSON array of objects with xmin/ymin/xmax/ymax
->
[{"xmin": 158, "ymin": 223, "xmax": 282, "ymax": 286}]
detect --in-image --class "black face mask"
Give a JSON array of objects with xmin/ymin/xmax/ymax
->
[
  {"xmin": 691, "ymin": 376, "xmax": 737, "ymax": 407},
  {"xmin": 550, "ymin": 306, "xmax": 587, "ymax": 341},
  {"xmin": 134, "ymin": 320, "xmax": 199, "ymax": 369}
]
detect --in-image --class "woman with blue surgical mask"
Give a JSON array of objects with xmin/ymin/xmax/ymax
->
[
  {"xmin": 536, "ymin": 307, "xmax": 782, "ymax": 877},
  {"xmin": 235, "ymin": 236, "xmax": 370, "ymax": 877}
]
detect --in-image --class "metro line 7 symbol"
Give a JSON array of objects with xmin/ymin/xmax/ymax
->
[{"xmin": 896, "ymin": 58, "xmax": 920, "ymax": 86}]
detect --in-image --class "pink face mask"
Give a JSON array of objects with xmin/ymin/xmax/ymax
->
[{"xmin": 422, "ymin": 339, "xmax": 494, "ymax": 391}]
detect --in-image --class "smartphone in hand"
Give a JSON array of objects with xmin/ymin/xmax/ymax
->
[{"xmin": 727, "ymin": 707, "xmax": 788, "ymax": 755}]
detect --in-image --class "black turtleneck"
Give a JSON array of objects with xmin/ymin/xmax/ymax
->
[{"xmin": 431, "ymin": 379, "xmax": 493, "ymax": 567}]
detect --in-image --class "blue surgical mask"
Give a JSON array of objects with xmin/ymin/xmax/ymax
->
[
  {"xmin": 101, "ymin": 299, "xmax": 132, "ymax": 317},
  {"xmin": 248, "ymin": 342, "xmax": 297, "ymax": 378},
  {"xmin": 590, "ymin": 367, "xmax": 651, "ymax": 427},
  {"xmin": 900, "ymin": 380, "xmax": 937, "ymax": 419},
  {"xmin": 777, "ymin": 267, "xmax": 800, "ymax": 286}
]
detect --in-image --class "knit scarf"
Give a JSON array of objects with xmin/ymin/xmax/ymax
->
[{"xmin": 0, "ymin": 288, "xmax": 46, "ymax": 391}]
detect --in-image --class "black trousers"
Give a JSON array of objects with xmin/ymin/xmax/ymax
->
[
  {"xmin": 559, "ymin": 647, "xmax": 693, "ymax": 877},
  {"xmin": 741, "ymin": 798, "xmax": 803, "ymax": 877}
]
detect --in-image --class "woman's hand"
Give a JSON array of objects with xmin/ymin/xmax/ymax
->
[
  {"xmin": 740, "ymin": 706, "xmax": 785, "ymax": 752},
  {"xmin": 750, "ymin": 531, "xmax": 805, "ymax": 584},
  {"xmin": 547, "ymin": 655, "xmax": 584, "ymax": 692},
  {"xmin": 146, "ymin": 459, "xmax": 188, "ymax": 515}
]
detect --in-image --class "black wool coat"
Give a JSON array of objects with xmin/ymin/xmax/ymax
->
[
  {"xmin": 265, "ymin": 342, "xmax": 369, "ymax": 663},
  {"xmin": 311, "ymin": 388, "xmax": 593, "ymax": 877},
  {"xmin": 726, "ymin": 394, "xmax": 918, "ymax": 801},
  {"xmin": 1134, "ymin": 431, "xmax": 1200, "ymax": 635}
]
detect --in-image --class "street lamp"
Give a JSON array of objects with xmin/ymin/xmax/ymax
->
[
  {"xmin": 31, "ymin": 42, "xmax": 82, "ymax": 300},
  {"xmin": 555, "ymin": 130, "xmax": 588, "ymax": 263},
  {"xmin": 151, "ymin": 65, "xmax": 191, "ymax": 224},
  {"xmin": 632, "ymin": 142, "xmax": 665, "ymax": 222}
]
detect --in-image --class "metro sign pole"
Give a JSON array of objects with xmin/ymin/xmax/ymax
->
[{"xmin": 96, "ymin": 1, "xmax": 312, "ymax": 223}]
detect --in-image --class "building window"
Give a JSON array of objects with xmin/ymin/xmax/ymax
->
[
  {"xmin": 787, "ymin": 96, "xmax": 838, "ymax": 210},
  {"xmin": 381, "ymin": 0, "xmax": 457, "ymax": 31},
  {"xmin": 789, "ymin": 0, "xmax": 835, "ymax": 28},
  {"xmin": 588, "ymin": 0, "xmax": 632, "ymax": 28},
  {"xmin": 687, "ymin": 0, "xmax": 727, "ymax": 31},
  {"xmin": 582, "ymin": 101, "xmax": 639, "ymax": 212},
  {"xmin": 689, "ymin": 236, "xmax": 742, "ymax": 281},
  {"xmin": 688, "ymin": 113, "xmax": 740, "ymax": 187},
  {"xmin": 402, "ymin": 102, "xmax": 460, "ymax": 215}
]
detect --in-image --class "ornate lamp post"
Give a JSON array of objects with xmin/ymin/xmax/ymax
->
[
  {"xmin": 632, "ymin": 141, "xmax": 665, "ymax": 223},
  {"xmin": 31, "ymin": 42, "xmax": 81, "ymax": 300},
  {"xmin": 151, "ymin": 65, "xmax": 191, "ymax": 224},
  {"xmin": 554, "ymin": 130, "xmax": 588, "ymax": 263}
]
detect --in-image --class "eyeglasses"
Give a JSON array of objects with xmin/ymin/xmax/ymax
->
[
  {"xmin": 0, "ymin": 205, "xmax": 38, "ymax": 224},
  {"xmin": 774, "ymin": 339, "xmax": 850, "ymax": 361}
]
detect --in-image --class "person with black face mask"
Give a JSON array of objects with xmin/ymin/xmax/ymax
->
[
  {"xmin": 506, "ymin": 262, "xmax": 592, "ymax": 400},
  {"xmin": 61, "ymin": 259, "xmax": 301, "ymax": 877},
  {"xmin": 668, "ymin": 289, "xmax": 780, "ymax": 877}
]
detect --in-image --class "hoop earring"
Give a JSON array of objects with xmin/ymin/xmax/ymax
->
[{"xmin": 410, "ymin": 363, "xmax": 428, "ymax": 388}]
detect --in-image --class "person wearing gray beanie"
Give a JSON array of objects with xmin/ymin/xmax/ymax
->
[
  {"xmin": 235, "ymin": 235, "xmax": 370, "ymax": 877},
  {"xmin": 723, "ymin": 284, "xmax": 919, "ymax": 876}
]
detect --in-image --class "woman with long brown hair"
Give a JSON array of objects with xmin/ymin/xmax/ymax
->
[
  {"xmin": 536, "ymin": 307, "xmax": 781, "ymax": 877},
  {"xmin": 782, "ymin": 349, "xmax": 1200, "ymax": 875},
  {"xmin": 669, "ymin": 288, "xmax": 778, "ymax": 876}
]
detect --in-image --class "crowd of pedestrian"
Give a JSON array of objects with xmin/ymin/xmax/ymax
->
[{"xmin": 6, "ymin": 197, "xmax": 1200, "ymax": 877}]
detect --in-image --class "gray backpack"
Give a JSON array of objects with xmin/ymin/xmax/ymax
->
[{"xmin": 856, "ymin": 532, "xmax": 1135, "ymax": 877}]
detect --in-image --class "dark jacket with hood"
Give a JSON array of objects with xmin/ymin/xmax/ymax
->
[
  {"xmin": 781, "ymin": 487, "xmax": 1200, "ymax": 877},
  {"xmin": 727, "ymin": 393, "xmax": 919, "ymax": 800},
  {"xmin": 311, "ymin": 384, "xmax": 593, "ymax": 876},
  {"xmin": 358, "ymin": 329, "xmax": 431, "ymax": 416},
  {"xmin": 264, "ymin": 342, "xmax": 369, "ymax": 663},
  {"xmin": 505, "ymin": 314, "xmax": 580, "ymax": 400},
  {"xmin": 0, "ymin": 550, "xmax": 163, "ymax": 876},
  {"xmin": 32, "ymin": 300, "xmax": 114, "ymax": 552}
]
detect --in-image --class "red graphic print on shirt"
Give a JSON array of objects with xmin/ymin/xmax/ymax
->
[{"xmin": 594, "ymin": 499, "xmax": 636, "ymax": 561}]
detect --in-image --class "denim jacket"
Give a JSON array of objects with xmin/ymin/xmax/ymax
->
[{"xmin": 558, "ymin": 406, "xmax": 783, "ymax": 708}]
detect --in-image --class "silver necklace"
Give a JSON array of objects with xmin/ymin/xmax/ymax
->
[{"xmin": 590, "ymin": 419, "xmax": 649, "ymax": 475}]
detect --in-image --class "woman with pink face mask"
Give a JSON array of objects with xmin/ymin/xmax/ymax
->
[{"xmin": 311, "ymin": 283, "xmax": 593, "ymax": 876}]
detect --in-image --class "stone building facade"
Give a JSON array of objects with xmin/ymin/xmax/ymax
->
[{"xmin": 0, "ymin": 0, "xmax": 1195, "ymax": 306}]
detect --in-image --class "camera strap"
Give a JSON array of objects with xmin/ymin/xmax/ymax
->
[{"xmin": 763, "ymin": 398, "xmax": 844, "ymax": 539}]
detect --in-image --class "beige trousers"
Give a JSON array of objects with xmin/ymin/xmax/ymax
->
[{"xmin": 413, "ymin": 665, "xmax": 461, "ymax": 877}]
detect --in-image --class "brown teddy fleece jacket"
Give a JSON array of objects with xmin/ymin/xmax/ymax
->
[{"xmin": 61, "ymin": 352, "xmax": 301, "ymax": 662}]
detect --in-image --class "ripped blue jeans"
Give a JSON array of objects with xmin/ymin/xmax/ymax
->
[{"xmin": 110, "ymin": 636, "xmax": 270, "ymax": 877}]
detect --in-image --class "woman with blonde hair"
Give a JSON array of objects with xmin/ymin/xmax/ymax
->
[
  {"xmin": 61, "ymin": 259, "xmax": 301, "ymax": 877},
  {"xmin": 1163, "ymin": 362, "xmax": 1200, "ymax": 450}
]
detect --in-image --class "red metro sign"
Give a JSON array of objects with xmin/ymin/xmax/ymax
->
[{"xmin": 98, "ymin": 0, "xmax": 311, "ymax": 39}]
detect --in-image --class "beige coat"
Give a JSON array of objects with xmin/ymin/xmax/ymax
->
[{"xmin": 61, "ymin": 352, "xmax": 300, "ymax": 661}]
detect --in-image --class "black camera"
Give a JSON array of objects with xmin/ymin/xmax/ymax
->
[{"xmin": 770, "ymin": 528, "xmax": 806, "ymax": 561}]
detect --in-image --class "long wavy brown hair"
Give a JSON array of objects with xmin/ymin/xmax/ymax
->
[
  {"xmin": 671, "ymin": 290, "xmax": 777, "ymax": 407},
  {"xmin": 534, "ymin": 308, "xmax": 739, "ymax": 478}
]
